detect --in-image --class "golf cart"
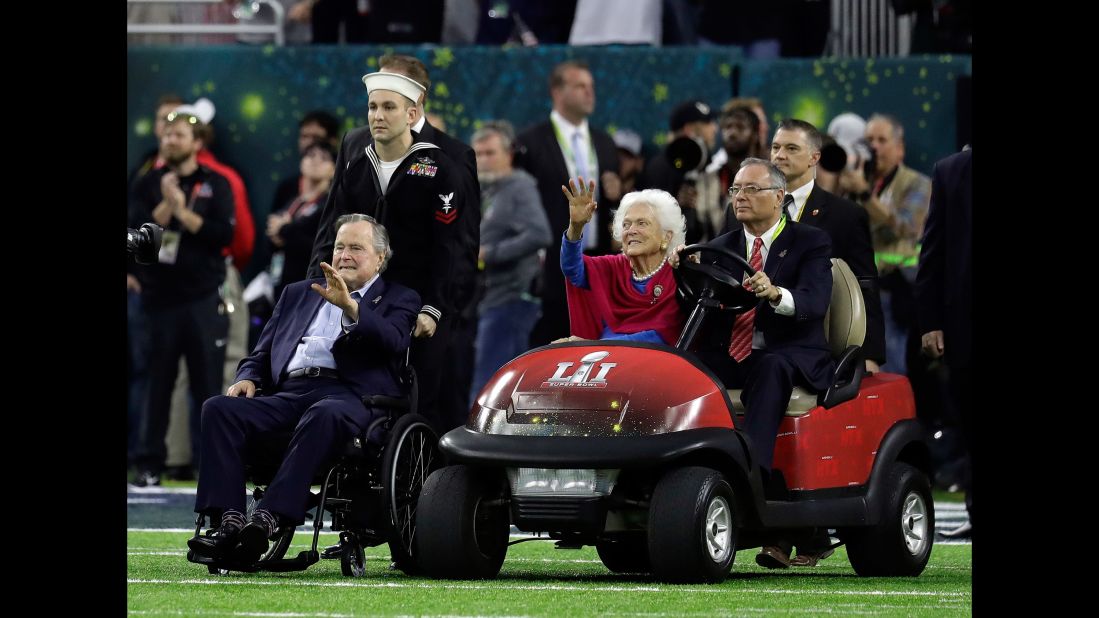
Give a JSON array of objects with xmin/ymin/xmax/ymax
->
[{"xmin": 414, "ymin": 244, "xmax": 933, "ymax": 583}]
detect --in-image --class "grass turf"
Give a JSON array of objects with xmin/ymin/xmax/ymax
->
[{"xmin": 128, "ymin": 531, "xmax": 970, "ymax": 616}]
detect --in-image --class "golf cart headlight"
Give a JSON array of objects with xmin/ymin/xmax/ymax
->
[{"xmin": 508, "ymin": 468, "xmax": 619, "ymax": 496}]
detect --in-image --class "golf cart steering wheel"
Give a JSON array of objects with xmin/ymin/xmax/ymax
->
[{"xmin": 674, "ymin": 243, "xmax": 760, "ymax": 312}]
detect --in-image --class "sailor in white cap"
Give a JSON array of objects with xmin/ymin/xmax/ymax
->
[
  {"xmin": 373, "ymin": 54, "xmax": 482, "ymax": 436},
  {"xmin": 361, "ymin": 72, "xmax": 426, "ymax": 154},
  {"xmin": 306, "ymin": 70, "xmax": 468, "ymax": 437}
]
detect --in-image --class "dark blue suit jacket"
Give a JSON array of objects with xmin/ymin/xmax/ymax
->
[
  {"xmin": 723, "ymin": 186, "xmax": 886, "ymax": 364},
  {"xmin": 915, "ymin": 149, "xmax": 972, "ymax": 369},
  {"xmin": 235, "ymin": 277, "xmax": 421, "ymax": 399},
  {"xmin": 706, "ymin": 219, "xmax": 836, "ymax": 391}
]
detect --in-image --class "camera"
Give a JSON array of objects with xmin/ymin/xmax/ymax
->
[
  {"xmin": 862, "ymin": 147, "xmax": 877, "ymax": 181},
  {"xmin": 819, "ymin": 143, "xmax": 848, "ymax": 174},
  {"xmin": 127, "ymin": 223, "xmax": 163, "ymax": 265},
  {"xmin": 665, "ymin": 136, "xmax": 709, "ymax": 175}
]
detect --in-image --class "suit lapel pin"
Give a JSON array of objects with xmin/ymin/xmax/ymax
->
[
  {"xmin": 811, "ymin": 209, "xmax": 820, "ymax": 216},
  {"xmin": 779, "ymin": 249, "xmax": 788, "ymax": 258},
  {"xmin": 372, "ymin": 295, "xmax": 382, "ymax": 305}
]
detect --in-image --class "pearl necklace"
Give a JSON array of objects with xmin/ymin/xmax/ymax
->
[{"xmin": 631, "ymin": 257, "xmax": 667, "ymax": 282}]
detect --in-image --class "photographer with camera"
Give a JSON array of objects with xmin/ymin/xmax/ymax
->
[
  {"xmin": 839, "ymin": 113, "xmax": 930, "ymax": 375},
  {"xmin": 642, "ymin": 100, "xmax": 722, "ymax": 244},
  {"xmin": 128, "ymin": 109, "xmax": 235, "ymax": 487}
]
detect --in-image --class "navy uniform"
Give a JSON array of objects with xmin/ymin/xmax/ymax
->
[{"xmin": 309, "ymin": 128, "xmax": 469, "ymax": 433}]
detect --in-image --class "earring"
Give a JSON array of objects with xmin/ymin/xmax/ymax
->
[{"xmin": 660, "ymin": 241, "xmax": 668, "ymax": 251}]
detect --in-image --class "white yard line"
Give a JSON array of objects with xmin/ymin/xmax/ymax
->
[
  {"xmin": 128, "ymin": 486, "xmax": 199, "ymax": 494},
  {"xmin": 128, "ymin": 607, "xmax": 358, "ymax": 611},
  {"xmin": 127, "ymin": 579, "xmax": 969, "ymax": 597}
]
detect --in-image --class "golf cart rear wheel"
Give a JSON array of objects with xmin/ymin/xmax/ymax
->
[
  {"xmin": 648, "ymin": 466, "xmax": 737, "ymax": 583},
  {"xmin": 846, "ymin": 462, "xmax": 934, "ymax": 576},
  {"xmin": 596, "ymin": 533, "xmax": 651, "ymax": 574},
  {"xmin": 415, "ymin": 465, "xmax": 509, "ymax": 579}
]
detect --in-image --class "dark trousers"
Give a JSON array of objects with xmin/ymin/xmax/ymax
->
[
  {"xmin": 137, "ymin": 291, "xmax": 227, "ymax": 473},
  {"xmin": 439, "ymin": 310, "xmax": 477, "ymax": 432},
  {"xmin": 409, "ymin": 315, "xmax": 453, "ymax": 435},
  {"xmin": 194, "ymin": 377, "xmax": 376, "ymax": 525},
  {"xmin": 696, "ymin": 347, "xmax": 802, "ymax": 471},
  {"xmin": 128, "ymin": 290, "xmax": 150, "ymax": 465},
  {"xmin": 699, "ymin": 346, "xmax": 831, "ymax": 555},
  {"xmin": 950, "ymin": 365, "xmax": 973, "ymax": 522}
]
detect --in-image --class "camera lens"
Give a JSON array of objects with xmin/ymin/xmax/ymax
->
[{"xmin": 127, "ymin": 223, "xmax": 163, "ymax": 264}]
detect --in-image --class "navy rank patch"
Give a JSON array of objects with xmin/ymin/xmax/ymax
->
[{"xmin": 435, "ymin": 192, "xmax": 457, "ymax": 224}]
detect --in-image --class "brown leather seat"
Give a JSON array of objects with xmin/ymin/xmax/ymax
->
[{"xmin": 728, "ymin": 258, "xmax": 866, "ymax": 416}]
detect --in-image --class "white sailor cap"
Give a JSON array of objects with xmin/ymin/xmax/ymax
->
[{"xmin": 361, "ymin": 71, "xmax": 426, "ymax": 104}]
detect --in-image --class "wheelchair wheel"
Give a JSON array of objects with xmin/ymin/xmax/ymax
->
[
  {"xmin": 381, "ymin": 413, "xmax": 441, "ymax": 574},
  {"xmin": 339, "ymin": 532, "xmax": 366, "ymax": 577}
]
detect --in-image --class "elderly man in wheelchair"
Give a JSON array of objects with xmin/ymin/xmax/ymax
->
[{"xmin": 187, "ymin": 214, "xmax": 439, "ymax": 574}]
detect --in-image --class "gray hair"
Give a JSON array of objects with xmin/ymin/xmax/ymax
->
[
  {"xmin": 738, "ymin": 157, "xmax": 787, "ymax": 193},
  {"xmin": 334, "ymin": 213, "xmax": 393, "ymax": 273},
  {"xmin": 471, "ymin": 119, "xmax": 515, "ymax": 152},
  {"xmin": 611, "ymin": 189, "xmax": 686, "ymax": 259},
  {"xmin": 868, "ymin": 113, "xmax": 904, "ymax": 141}
]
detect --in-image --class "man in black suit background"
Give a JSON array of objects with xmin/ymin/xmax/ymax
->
[
  {"xmin": 915, "ymin": 147, "xmax": 973, "ymax": 539},
  {"xmin": 767, "ymin": 119, "xmax": 886, "ymax": 373},
  {"xmin": 514, "ymin": 59, "xmax": 621, "ymax": 346}
]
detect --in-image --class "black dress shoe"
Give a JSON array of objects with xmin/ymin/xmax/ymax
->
[
  {"xmin": 938, "ymin": 520, "xmax": 972, "ymax": 540},
  {"xmin": 235, "ymin": 522, "xmax": 272, "ymax": 563},
  {"xmin": 187, "ymin": 526, "xmax": 241, "ymax": 559}
]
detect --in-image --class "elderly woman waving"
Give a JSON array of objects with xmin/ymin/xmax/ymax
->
[{"xmin": 558, "ymin": 176, "xmax": 687, "ymax": 345}]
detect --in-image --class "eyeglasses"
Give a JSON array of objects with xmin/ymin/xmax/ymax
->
[{"xmin": 729, "ymin": 185, "xmax": 781, "ymax": 196}]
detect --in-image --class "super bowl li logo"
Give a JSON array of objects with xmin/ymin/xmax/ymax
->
[{"xmin": 542, "ymin": 351, "xmax": 617, "ymax": 388}]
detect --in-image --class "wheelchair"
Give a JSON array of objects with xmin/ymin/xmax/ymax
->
[{"xmin": 186, "ymin": 360, "xmax": 443, "ymax": 577}]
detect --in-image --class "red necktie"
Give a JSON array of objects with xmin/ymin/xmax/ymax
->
[{"xmin": 728, "ymin": 237, "xmax": 764, "ymax": 361}]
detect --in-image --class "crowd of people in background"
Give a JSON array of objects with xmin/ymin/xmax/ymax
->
[{"xmin": 128, "ymin": 15, "xmax": 972, "ymax": 539}]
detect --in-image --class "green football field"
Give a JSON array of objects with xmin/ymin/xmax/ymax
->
[{"xmin": 128, "ymin": 530, "xmax": 971, "ymax": 616}]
